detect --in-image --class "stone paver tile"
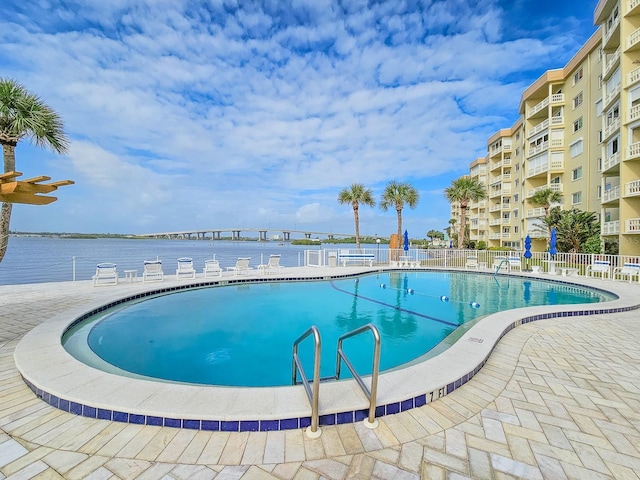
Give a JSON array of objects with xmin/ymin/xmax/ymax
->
[
  {"xmin": 345, "ymin": 454, "xmax": 375, "ymax": 479},
  {"xmin": 596, "ymin": 447, "xmax": 640, "ymax": 472},
  {"xmin": 398, "ymin": 441, "xmax": 422, "ymax": 473},
  {"xmin": 197, "ymin": 431, "xmax": 230, "ymax": 465},
  {"xmin": 506, "ymin": 432, "xmax": 536, "ymax": 466},
  {"xmin": 423, "ymin": 448, "xmax": 469, "ymax": 476},
  {"xmin": 169, "ymin": 464, "xmax": 218, "ymax": 480},
  {"xmin": 77, "ymin": 422, "xmax": 129, "ymax": 455},
  {"xmin": 64, "ymin": 455, "xmax": 110, "ymax": 480},
  {"xmin": 103, "ymin": 458, "xmax": 151, "ymax": 480},
  {"xmin": 371, "ymin": 460, "xmax": 419, "ymax": 480},
  {"xmin": 270, "ymin": 461, "xmax": 302, "ymax": 480},
  {"xmin": 572, "ymin": 442, "xmax": 612, "ymax": 476},
  {"xmin": 444, "ymin": 427, "xmax": 467, "ymax": 460},
  {"xmin": 467, "ymin": 447, "xmax": 493, "ymax": 480},
  {"xmin": 502, "ymin": 423, "xmax": 548, "ymax": 444},
  {"xmin": 155, "ymin": 428, "xmax": 197, "ymax": 463},
  {"xmin": 527, "ymin": 439, "xmax": 582, "ymax": 466},
  {"xmin": 302, "ymin": 434, "xmax": 325, "ymax": 461},
  {"xmin": 214, "ymin": 465, "xmax": 251, "ymax": 480},
  {"xmin": 540, "ymin": 423, "xmax": 572, "ymax": 450},
  {"xmin": 490, "ymin": 453, "xmax": 542, "ymax": 480},
  {"xmin": 83, "ymin": 465, "xmax": 118, "ymax": 480},
  {"xmin": 482, "ymin": 417, "xmax": 508, "ymax": 444},
  {"xmin": 558, "ymin": 461, "xmax": 614, "ymax": 480},
  {"xmin": 241, "ymin": 432, "xmax": 267, "ymax": 465},
  {"xmin": 284, "ymin": 430, "xmax": 306, "ymax": 464},
  {"xmin": 130, "ymin": 462, "xmax": 175, "ymax": 480},
  {"xmin": 319, "ymin": 426, "xmax": 346, "ymax": 458},
  {"xmin": 134, "ymin": 427, "xmax": 179, "ymax": 462},
  {"xmin": 219, "ymin": 432, "xmax": 249, "ymax": 465},
  {"xmin": 420, "ymin": 463, "xmax": 446, "ymax": 480},
  {"xmin": 334, "ymin": 424, "xmax": 363, "ymax": 455},
  {"xmin": 394, "ymin": 412, "xmax": 429, "ymax": 439},
  {"xmin": 2, "ymin": 460, "xmax": 48, "ymax": 480},
  {"xmin": 352, "ymin": 422, "xmax": 382, "ymax": 453},
  {"xmin": 0, "ymin": 438, "xmax": 28, "ymax": 468},
  {"xmin": 303, "ymin": 458, "xmax": 348, "ymax": 479},
  {"xmin": 41, "ymin": 450, "xmax": 88, "ymax": 475},
  {"xmin": 95, "ymin": 424, "xmax": 146, "ymax": 458},
  {"xmin": 465, "ymin": 433, "xmax": 512, "ymax": 458},
  {"xmin": 291, "ymin": 466, "xmax": 319, "ymax": 480},
  {"xmin": 533, "ymin": 454, "xmax": 568, "ymax": 480},
  {"xmin": 263, "ymin": 431, "xmax": 286, "ymax": 465},
  {"xmin": 406, "ymin": 406, "xmax": 445, "ymax": 435},
  {"xmin": 365, "ymin": 419, "xmax": 399, "ymax": 448},
  {"xmin": 113, "ymin": 426, "xmax": 161, "ymax": 459},
  {"xmin": 599, "ymin": 428, "xmax": 640, "ymax": 457},
  {"xmin": 379, "ymin": 415, "xmax": 415, "ymax": 444},
  {"xmin": 367, "ymin": 447, "xmax": 400, "ymax": 465},
  {"xmin": 175, "ymin": 431, "xmax": 212, "ymax": 465}
]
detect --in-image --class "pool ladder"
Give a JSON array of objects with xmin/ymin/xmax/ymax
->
[{"xmin": 292, "ymin": 324, "xmax": 381, "ymax": 438}]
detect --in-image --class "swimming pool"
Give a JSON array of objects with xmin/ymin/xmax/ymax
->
[{"xmin": 63, "ymin": 271, "xmax": 612, "ymax": 387}]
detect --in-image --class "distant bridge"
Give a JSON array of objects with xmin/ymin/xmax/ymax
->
[{"xmin": 136, "ymin": 228, "xmax": 356, "ymax": 241}]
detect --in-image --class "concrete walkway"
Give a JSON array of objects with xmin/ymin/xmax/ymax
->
[{"xmin": 1, "ymin": 274, "xmax": 639, "ymax": 479}]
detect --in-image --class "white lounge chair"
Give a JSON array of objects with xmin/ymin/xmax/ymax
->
[
  {"xmin": 493, "ymin": 256, "xmax": 508, "ymax": 272},
  {"xmin": 176, "ymin": 257, "xmax": 196, "ymax": 280},
  {"xmin": 508, "ymin": 257, "xmax": 522, "ymax": 272},
  {"xmin": 143, "ymin": 260, "xmax": 164, "ymax": 282},
  {"xmin": 203, "ymin": 259, "xmax": 222, "ymax": 278},
  {"xmin": 586, "ymin": 260, "xmax": 611, "ymax": 279},
  {"xmin": 227, "ymin": 257, "xmax": 252, "ymax": 276},
  {"xmin": 613, "ymin": 263, "xmax": 640, "ymax": 283},
  {"xmin": 258, "ymin": 254, "xmax": 283, "ymax": 274},
  {"xmin": 465, "ymin": 256, "xmax": 479, "ymax": 269},
  {"xmin": 92, "ymin": 263, "xmax": 118, "ymax": 286}
]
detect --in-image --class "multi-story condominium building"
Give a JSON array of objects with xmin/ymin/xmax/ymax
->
[
  {"xmin": 455, "ymin": 6, "xmax": 640, "ymax": 256},
  {"xmin": 595, "ymin": 0, "xmax": 640, "ymax": 255}
]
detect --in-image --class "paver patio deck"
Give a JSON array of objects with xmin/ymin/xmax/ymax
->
[{"xmin": 1, "ymin": 269, "xmax": 639, "ymax": 479}]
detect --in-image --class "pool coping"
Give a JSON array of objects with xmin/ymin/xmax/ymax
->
[{"xmin": 14, "ymin": 267, "xmax": 640, "ymax": 432}]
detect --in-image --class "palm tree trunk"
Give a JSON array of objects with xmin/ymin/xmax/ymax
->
[
  {"xmin": 353, "ymin": 205, "xmax": 361, "ymax": 251},
  {"xmin": 0, "ymin": 143, "xmax": 16, "ymax": 263},
  {"xmin": 397, "ymin": 207, "xmax": 403, "ymax": 249},
  {"xmin": 458, "ymin": 208, "xmax": 467, "ymax": 249}
]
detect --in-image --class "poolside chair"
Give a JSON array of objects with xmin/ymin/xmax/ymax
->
[
  {"xmin": 176, "ymin": 257, "xmax": 196, "ymax": 280},
  {"xmin": 227, "ymin": 257, "xmax": 252, "ymax": 276},
  {"xmin": 465, "ymin": 256, "xmax": 479, "ymax": 269},
  {"xmin": 613, "ymin": 263, "xmax": 640, "ymax": 283},
  {"xmin": 493, "ymin": 256, "xmax": 508, "ymax": 272},
  {"xmin": 258, "ymin": 254, "xmax": 283, "ymax": 274},
  {"xmin": 203, "ymin": 259, "xmax": 222, "ymax": 278},
  {"xmin": 92, "ymin": 263, "xmax": 118, "ymax": 286},
  {"xmin": 508, "ymin": 257, "xmax": 522, "ymax": 272},
  {"xmin": 143, "ymin": 260, "xmax": 164, "ymax": 282},
  {"xmin": 586, "ymin": 260, "xmax": 611, "ymax": 279}
]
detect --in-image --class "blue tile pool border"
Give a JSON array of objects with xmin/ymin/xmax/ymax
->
[{"xmin": 23, "ymin": 269, "xmax": 636, "ymax": 432}]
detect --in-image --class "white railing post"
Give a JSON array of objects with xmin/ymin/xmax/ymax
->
[{"xmin": 72, "ymin": 256, "xmax": 76, "ymax": 281}]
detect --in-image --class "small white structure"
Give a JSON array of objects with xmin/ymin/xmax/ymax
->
[
  {"xmin": 227, "ymin": 257, "xmax": 252, "ymax": 276},
  {"xmin": 203, "ymin": 259, "xmax": 222, "ymax": 278},
  {"xmin": 176, "ymin": 257, "xmax": 196, "ymax": 280},
  {"xmin": 143, "ymin": 260, "xmax": 164, "ymax": 282},
  {"xmin": 92, "ymin": 263, "xmax": 118, "ymax": 287}
]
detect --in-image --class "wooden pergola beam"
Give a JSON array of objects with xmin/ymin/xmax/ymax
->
[
  {"xmin": 0, "ymin": 193, "xmax": 57, "ymax": 205},
  {"xmin": 0, "ymin": 171, "xmax": 73, "ymax": 206}
]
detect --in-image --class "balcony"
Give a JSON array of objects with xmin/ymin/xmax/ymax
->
[
  {"xmin": 630, "ymin": 0, "xmax": 640, "ymax": 15},
  {"xmin": 626, "ymin": 179, "xmax": 640, "ymax": 196},
  {"xmin": 550, "ymin": 139, "xmax": 564, "ymax": 148},
  {"xmin": 526, "ymin": 94, "xmax": 564, "ymax": 120},
  {"xmin": 604, "ymin": 46, "xmax": 621, "ymax": 80},
  {"xmin": 626, "ymin": 218, "xmax": 640, "ymax": 233},
  {"xmin": 629, "ymin": 104, "xmax": 640, "ymax": 123},
  {"xmin": 602, "ymin": 185, "xmax": 620, "ymax": 203},
  {"xmin": 628, "ymin": 27, "xmax": 640, "ymax": 51},
  {"xmin": 527, "ymin": 162, "xmax": 549, "ymax": 177},
  {"xmin": 526, "ymin": 184, "xmax": 563, "ymax": 198},
  {"xmin": 489, "ymin": 233, "xmax": 502, "ymax": 240},
  {"xmin": 628, "ymin": 142, "xmax": 640, "ymax": 160},
  {"xmin": 526, "ymin": 207, "xmax": 546, "ymax": 218},
  {"xmin": 629, "ymin": 66, "xmax": 640, "ymax": 89},
  {"xmin": 603, "ymin": 152, "xmax": 621, "ymax": 171},
  {"xmin": 489, "ymin": 158, "xmax": 511, "ymax": 171},
  {"xmin": 603, "ymin": 117, "xmax": 621, "ymax": 140},
  {"xmin": 489, "ymin": 219, "xmax": 502, "ymax": 226},
  {"xmin": 550, "ymin": 116, "xmax": 564, "ymax": 126},
  {"xmin": 603, "ymin": 10, "xmax": 621, "ymax": 48},
  {"xmin": 602, "ymin": 220, "xmax": 620, "ymax": 235},
  {"xmin": 550, "ymin": 158, "xmax": 564, "ymax": 171},
  {"xmin": 603, "ymin": 83, "xmax": 621, "ymax": 109},
  {"xmin": 528, "ymin": 141, "xmax": 549, "ymax": 158},
  {"xmin": 527, "ymin": 118, "xmax": 549, "ymax": 139}
]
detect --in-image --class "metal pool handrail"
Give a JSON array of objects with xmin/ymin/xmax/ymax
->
[
  {"xmin": 292, "ymin": 325, "xmax": 322, "ymax": 436},
  {"xmin": 335, "ymin": 323, "xmax": 381, "ymax": 428}
]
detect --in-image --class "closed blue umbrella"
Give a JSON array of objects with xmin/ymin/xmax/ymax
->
[
  {"xmin": 403, "ymin": 230, "xmax": 409, "ymax": 252},
  {"xmin": 549, "ymin": 228, "xmax": 557, "ymax": 256},
  {"xmin": 523, "ymin": 235, "xmax": 532, "ymax": 271}
]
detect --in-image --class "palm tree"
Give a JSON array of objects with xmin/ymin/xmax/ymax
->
[
  {"xmin": 0, "ymin": 78, "xmax": 69, "ymax": 262},
  {"xmin": 528, "ymin": 188, "xmax": 563, "ymax": 217},
  {"xmin": 444, "ymin": 176, "xmax": 486, "ymax": 248},
  {"xmin": 380, "ymin": 181, "xmax": 419, "ymax": 243},
  {"xmin": 337, "ymin": 183, "xmax": 375, "ymax": 250}
]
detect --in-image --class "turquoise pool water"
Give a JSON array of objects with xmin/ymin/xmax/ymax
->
[{"xmin": 63, "ymin": 271, "xmax": 612, "ymax": 387}]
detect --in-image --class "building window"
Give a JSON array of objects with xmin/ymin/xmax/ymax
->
[
  {"xmin": 515, "ymin": 147, "xmax": 520, "ymax": 156},
  {"xmin": 597, "ymin": 185, "xmax": 601, "ymax": 198},
  {"xmin": 570, "ymin": 139, "xmax": 583, "ymax": 157},
  {"xmin": 596, "ymin": 99, "xmax": 603, "ymax": 116},
  {"xmin": 598, "ymin": 74, "xmax": 603, "ymax": 89},
  {"xmin": 573, "ymin": 92, "xmax": 583, "ymax": 109},
  {"xmin": 514, "ymin": 194, "xmax": 519, "ymax": 202},
  {"xmin": 599, "ymin": 130, "xmax": 602, "ymax": 143},
  {"xmin": 573, "ymin": 117, "xmax": 583, "ymax": 132},
  {"xmin": 573, "ymin": 68, "xmax": 583, "ymax": 85},
  {"xmin": 598, "ymin": 157, "xmax": 602, "ymax": 171},
  {"xmin": 572, "ymin": 166, "xmax": 582, "ymax": 181},
  {"xmin": 572, "ymin": 191, "xmax": 582, "ymax": 205},
  {"xmin": 514, "ymin": 209, "xmax": 519, "ymax": 219},
  {"xmin": 514, "ymin": 226, "xmax": 519, "ymax": 234}
]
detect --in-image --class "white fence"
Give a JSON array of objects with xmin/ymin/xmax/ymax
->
[{"xmin": 306, "ymin": 248, "xmax": 640, "ymax": 276}]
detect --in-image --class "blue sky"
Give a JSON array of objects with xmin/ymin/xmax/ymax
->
[{"xmin": 1, "ymin": 0, "xmax": 599, "ymax": 237}]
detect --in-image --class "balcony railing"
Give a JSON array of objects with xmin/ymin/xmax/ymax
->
[
  {"xmin": 604, "ymin": 152, "xmax": 621, "ymax": 171},
  {"xmin": 550, "ymin": 139, "xmax": 564, "ymax": 148},
  {"xmin": 602, "ymin": 220, "xmax": 620, "ymax": 235},
  {"xmin": 627, "ymin": 218, "xmax": 640, "ymax": 233},
  {"xmin": 528, "ymin": 141, "xmax": 549, "ymax": 157},
  {"xmin": 628, "ymin": 27, "xmax": 640, "ymax": 50},
  {"xmin": 626, "ymin": 179, "xmax": 640, "ymax": 196},
  {"xmin": 526, "ymin": 207, "xmax": 546, "ymax": 218},
  {"xmin": 605, "ymin": 47, "xmax": 621, "ymax": 79},
  {"xmin": 527, "ymin": 184, "xmax": 563, "ymax": 198},
  {"xmin": 527, "ymin": 163, "xmax": 549, "ymax": 177},
  {"xmin": 551, "ymin": 93, "xmax": 564, "ymax": 104},
  {"xmin": 604, "ymin": 10, "xmax": 621, "ymax": 46},
  {"xmin": 629, "ymin": 104, "xmax": 640, "ymax": 123},
  {"xmin": 603, "ymin": 117, "xmax": 620, "ymax": 140},
  {"xmin": 604, "ymin": 83, "xmax": 621, "ymax": 108},
  {"xmin": 628, "ymin": 142, "xmax": 640, "ymax": 160},
  {"xmin": 602, "ymin": 185, "xmax": 620, "ymax": 203},
  {"xmin": 630, "ymin": 0, "xmax": 640, "ymax": 15},
  {"xmin": 550, "ymin": 159, "xmax": 564, "ymax": 171},
  {"xmin": 628, "ymin": 66, "xmax": 640, "ymax": 88},
  {"xmin": 527, "ymin": 118, "xmax": 549, "ymax": 139},
  {"xmin": 550, "ymin": 116, "xmax": 564, "ymax": 125}
]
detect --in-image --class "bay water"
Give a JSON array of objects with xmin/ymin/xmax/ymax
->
[{"xmin": 0, "ymin": 236, "xmax": 332, "ymax": 285}]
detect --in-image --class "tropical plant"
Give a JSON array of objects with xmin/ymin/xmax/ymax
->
[
  {"xmin": 528, "ymin": 188, "xmax": 563, "ymax": 217},
  {"xmin": 379, "ymin": 180, "xmax": 419, "ymax": 243},
  {"xmin": 0, "ymin": 78, "xmax": 69, "ymax": 262},
  {"xmin": 444, "ymin": 176, "xmax": 486, "ymax": 248},
  {"xmin": 337, "ymin": 183, "xmax": 375, "ymax": 250},
  {"xmin": 426, "ymin": 229, "xmax": 444, "ymax": 242},
  {"xmin": 540, "ymin": 208, "xmax": 601, "ymax": 253}
]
